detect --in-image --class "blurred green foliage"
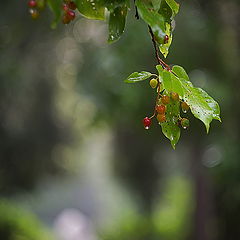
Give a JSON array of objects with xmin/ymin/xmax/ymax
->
[
  {"xmin": 101, "ymin": 176, "xmax": 192, "ymax": 240},
  {"xmin": 0, "ymin": 200, "xmax": 53, "ymax": 240}
]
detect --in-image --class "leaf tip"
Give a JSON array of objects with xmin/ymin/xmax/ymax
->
[
  {"xmin": 171, "ymin": 143, "xmax": 176, "ymax": 149},
  {"xmin": 107, "ymin": 37, "xmax": 117, "ymax": 44},
  {"xmin": 217, "ymin": 116, "xmax": 222, "ymax": 122},
  {"xmin": 205, "ymin": 123, "xmax": 210, "ymax": 134}
]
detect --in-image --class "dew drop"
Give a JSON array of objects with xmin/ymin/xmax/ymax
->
[
  {"xmin": 183, "ymin": 109, "xmax": 187, "ymax": 113},
  {"xmin": 145, "ymin": 126, "xmax": 149, "ymax": 130},
  {"xmin": 183, "ymin": 126, "xmax": 187, "ymax": 129}
]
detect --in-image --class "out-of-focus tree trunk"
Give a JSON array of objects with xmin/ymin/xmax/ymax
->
[{"xmin": 189, "ymin": 141, "xmax": 216, "ymax": 240}]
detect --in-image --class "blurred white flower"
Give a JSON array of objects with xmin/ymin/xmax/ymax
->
[{"xmin": 54, "ymin": 208, "xmax": 98, "ymax": 240}]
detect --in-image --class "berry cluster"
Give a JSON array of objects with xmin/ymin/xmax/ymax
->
[
  {"xmin": 62, "ymin": 0, "xmax": 77, "ymax": 24},
  {"xmin": 143, "ymin": 78, "xmax": 190, "ymax": 130},
  {"xmin": 28, "ymin": 0, "xmax": 41, "ymax": 19}
]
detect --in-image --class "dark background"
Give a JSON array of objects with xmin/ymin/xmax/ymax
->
[{"xmin": 0, "ymin": 0, "xmax": 239, "ymax": 239}]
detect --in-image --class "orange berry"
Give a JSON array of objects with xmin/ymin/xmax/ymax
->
[
  {"xmin": 161, "ymin": 95, "xmax": 170, "ymax": 105},
  {"xmin": 181, "ymin": 101, "xmax": 189, "ymax": 113},
  {"xmin": 157, "ymin": 114, "xmax": 166, "ymax": 123},
  {"xmin": 171, "ymin": 92, "xmax": 179, "ymax": 101},
  {"xmin": 156, "ymin": 105, "xmax": 166, "ymax": 114}
]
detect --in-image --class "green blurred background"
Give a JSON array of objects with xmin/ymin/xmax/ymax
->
[{"xmin": 0, "ymin": 0, "xmax": 239, "ymax": 239}]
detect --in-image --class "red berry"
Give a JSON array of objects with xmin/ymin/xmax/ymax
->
[
  {"xmin": 143, "ymin": 117, "xmax": 151, "ymax": 129},
  {"xmin": 62, "ymin": 3, "xmax": 69, "ymax": 12},
  {"xmin": 164, "ymin": 35, "xmax": 169, "ymax": 44},
  {"xmin": 28, "ymin": 0, "xmax": 37, "ymax": 8},
  {"xmin": 68, "ymin": 1, "xmax": 77, "ymax": 10},
  {"xmin": 171, "ymin": 92, "xmax": 179, "ymax": 101},
  {"xmin": 62, "ymin": 14, "xmax": 71, "ymax": 24},
  {"xmin": 161, "ymin": 95, "xmax": 170, "ymax": 105},
  {"xmin": 156, "ymin": 105, "xmax": 166, "ymax": 114},
  {"xmin": 157, "ymin": 114, "xmax": 166, "ymax": 123},
  {"xmin": 67, "ymin": 10, "xmax": 75, "ymax": 20}
]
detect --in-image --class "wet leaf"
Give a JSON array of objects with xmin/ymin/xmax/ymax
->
[
  {"xmin": 108, "ymin": 5, "xmax": 128, "ymax": 43},
  {"xmin": 160, "ymin": 98, "xmax": 181, "ymax": 149},
  {"xmin": 157, "ymin": 65, "xmax": 221, "ymax": 133},
  {"xmin": 125, "ymin": 71, "xmax": 154, "ymax": 83},
  {"xmin": 76, "ymin": 0, "xmax": 105, "ymax": 20}
]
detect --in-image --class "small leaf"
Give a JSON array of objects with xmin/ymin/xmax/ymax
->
[
  {"xmin": 165, "ymin": 0, "xmax": 179, "ymax": 15},
  {"xmin": 159, "ymin": 0, "xmax": 172, "ymax": 22},
  {"xmin": 108, "ymin": 5, "xmax": 128, "ymax": 43},
  {"xmin": 156, "ymin": 65, "xmax": 183, "ymax": 96},
  {"xmin": 152, "ymin": 0, "xmax": 161, "ymax": 11},
  {"xmin": 160, "ymin": 99, "xmax": 181, "ymax": 149},
  {"xmin": 105, "ymin": 0, "xmax": 130, "ymax": 11},
  {"xmin": 172, "ymin": 65, "xmax": 189, "ymax": 80},
  {"xmin": 124, "ymin": 71, "xmax": 153, "ymax": 83},
  {"xmin": 136, "ymin": 0, "xmax": 179, "ymax": 58},
  {"xmin": 159, "ymin": 22, "xmax": 172, "ymax": 58},
  {"xmin": 75, "ymin": 0, "xmax": 105, "ymax": 20},
  {"xmin": 136, "ymin": 0, "xmax": 165, "ymax": 44}
]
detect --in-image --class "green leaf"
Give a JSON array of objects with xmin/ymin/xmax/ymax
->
[
  {"xmin": 172, "ymin": 65, "xmax": 189, "ymax": 80},
  {"xmin": 165, "ymin": 0, "xmax": 179, "ymax": 15},
  {"xmin": 158, "ymin": 65, "xmax": 221, "ymax": 133},
  {"xmin": 179, "ymin": 78, "xmax": 221, "ymax": 132},
  {"xmin": 152, "ymin": 0, "xmax": 161, "ymax": 11},
  {"xmin": 136, "ymin": 0, "xmax": 165, "ymax": 44},
  {"xmin": 104, "ymin": 0, "xmax": 130, "ymax": 11},
  {"xmin": 156, "ymin": 65, "xmax": 183, "ymax": 96},
  {"xmin": 160, "ymin": 99, "xmax": 181, "ymax": 149},
  {"xmin": 136, "ymin": 0, "xmax": 179, "ymax": 58},
  {"xmin": 75, "ymin": 0, "xmax": 105, "ymax": 20},
  {"xmin": 108, "ymin": 5, "xmax": 128, "ymax": 43},
  {"xmin": 159, "ymin": 22, "xmax": 172, "ymax": 58},
  {"xmin": 159, "ymin": 0, "xmax": 172, "ymax": 22},
  {"xmin": 46, "ymin": 0, "xmax": 62, "ymax": 28},
  {"xmin": 124, "ymin": 71, "xmax": 153, "ymax": 83}
]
